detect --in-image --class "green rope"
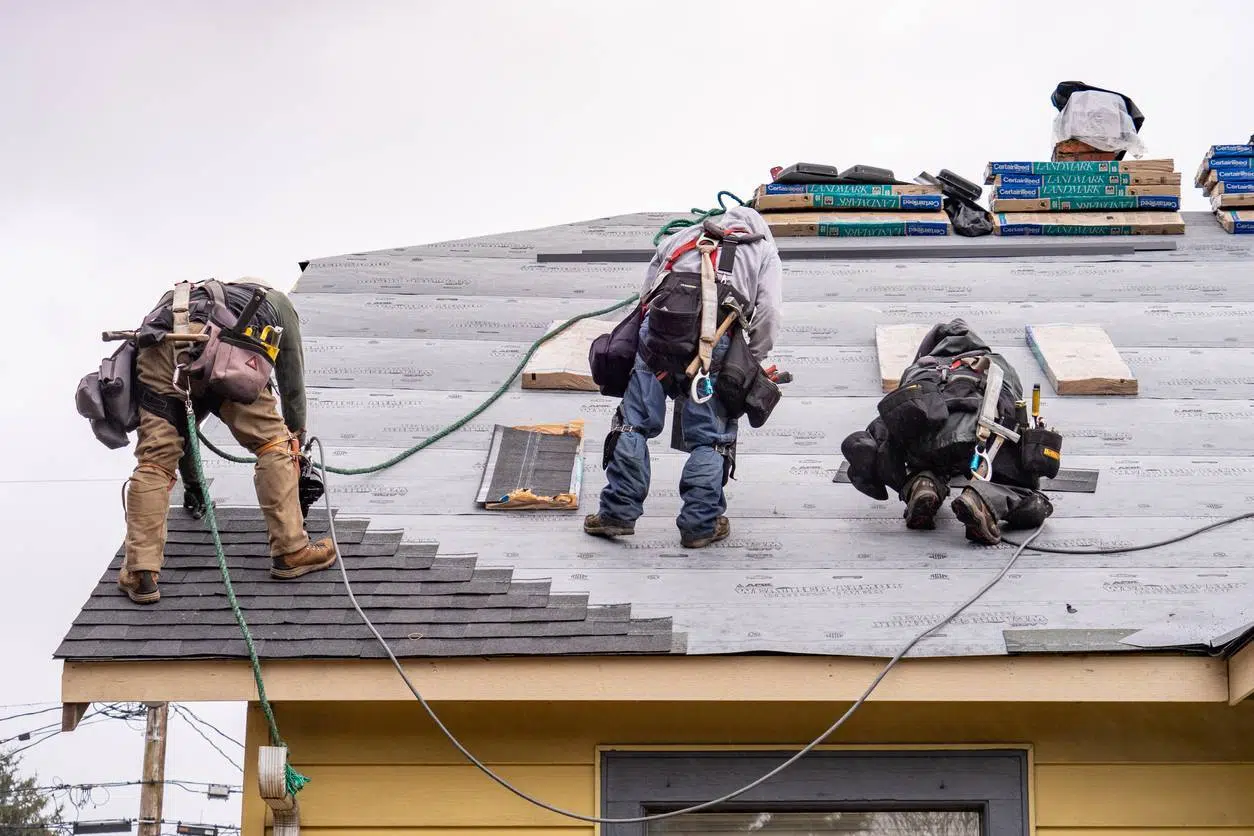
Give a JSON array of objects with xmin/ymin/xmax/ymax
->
[
  {"xmin": 651, "ymin": 190, "xmax": 746, "ymax": 246},
  {"xmin": 183, "ymin": 405, "xmax": 310, "ymax": 797},
  {"xmin": 197, "ymin": 294, "xmax": 640, "ymax": 474}
]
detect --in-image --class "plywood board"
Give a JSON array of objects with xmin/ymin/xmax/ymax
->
[
  {"xmin": 1026, "ymin": 324, "xmax": 1138, "ymax": 395},
  {"xmin": 994, "ymin": 211, "xmax": 1186, "ymax": 236},
  {"xmin": 875, "ymin": 324, "xmax": 931, "ymax": 391},
  {"xmin": 522, "ymin": 318, "xmax": 615, "ymax": 391}
]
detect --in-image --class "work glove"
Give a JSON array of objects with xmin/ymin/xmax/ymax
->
[{"xmin": 182, "ymin": 481, "xmax": 210, "ymax": 520}]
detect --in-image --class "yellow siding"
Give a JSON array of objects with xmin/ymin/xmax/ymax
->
[{"xmin": 243, "ymin": 700, "xmax": 1254, "ymax": 836}]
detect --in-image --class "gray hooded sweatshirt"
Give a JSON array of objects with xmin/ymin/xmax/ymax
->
[{"xmin": 639, "ymin": 205, "xmax": 784, "ymax": 363}]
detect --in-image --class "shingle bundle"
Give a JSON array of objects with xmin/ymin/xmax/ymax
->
[
  {"xmin": 1195, "ymin": 142, "xmax": 1254, "ymax": 234},
  {"xmin": 984, "ymin": 158, "xmax": 1184, "ymax": 235},
  {"xmin": 752, "ymin": 166, "xmax": 950, "ymax": 238}
]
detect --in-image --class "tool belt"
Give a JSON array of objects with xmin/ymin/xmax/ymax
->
[
  {"xmin": 1019, "ymin": 427, "xmax": 1063, "ymax": 478},
  {"xmin": 173, "ymin": 280, "xmax": 281, "ymax": 404}
]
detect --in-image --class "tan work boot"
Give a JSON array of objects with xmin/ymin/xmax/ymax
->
[
  {"xmin": 681, "ymin": 517, "xmax": 731, "ymax": 549},
  {"xmin": 118, "ymin": 568, "xmax": 161, "ymax": 604},
  {"xmin": 951, "ymin": 487, "xmax": 1002, "ymax": 545},
  {"xmin": 270, "ymin": 537, "xmax": 338, "ymax": 579},
  {"xmin": 903, "ymin": 475, "xmax": 942, "ymax": 531}
]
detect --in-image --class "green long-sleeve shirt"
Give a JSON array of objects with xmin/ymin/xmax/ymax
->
[{"xmin": 265, "ymin": 288, "xmax": 306, "ymax": 436}]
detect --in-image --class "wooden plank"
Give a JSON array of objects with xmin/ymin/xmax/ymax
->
[
  {"xmin": 1035, "ymin": 763, "xmax": 1254, "ymax": 827},
  {"xmin": 62, "ymin": 655, "xmax": 1230, "ymax": 704},
  {"xmin": 295, "ymin": 764, "xmax": 592, "ymax": 827},
  {"xmin": 874, "ymin": 324, "xmax": 930, "ymax": 391},
  {"xmin": 1027, "ymin": 324, "xmax": 1138, "ymax": 395},
  {"xmin": 522, "ymin": 319, "xmax": 614, "ymax": 391},
  {"xmin": 1230, "ymin": 640, "xmax": 1254, "ymax": 705}
]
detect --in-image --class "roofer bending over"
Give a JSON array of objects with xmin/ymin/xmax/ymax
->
[
  {"xmin": 118, "ymin": 279, "xmax": 335, "ymax": 603},
  {"xmin": 840, "ymin": 319, "xmax": 1062, "ymax": 545},
  {"xmin": 585, "ymin": 206, "xmax": 784, "ymax": 548}
]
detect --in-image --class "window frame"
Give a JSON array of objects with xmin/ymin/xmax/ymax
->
[{"xmin": 601, "ymin": 749, "xmax": 1029, "ymax": 836}]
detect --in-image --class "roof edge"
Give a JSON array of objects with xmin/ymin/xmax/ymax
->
[{"xmin": 62, "ymin": 654, "xmax": 1228, "ymax": 705}]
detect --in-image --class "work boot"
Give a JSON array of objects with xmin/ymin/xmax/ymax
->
[
  {"xmin": 951, "ymin": 488, "xmax": 1002, "ymax": 545},
  {"xmin": 583, "ymin": 513, "xmax": 635, "ymax": 538},
  {"xmin": 903, "ymin": 475, "xmax": 942, "ymax": 531},
  {"xmin": 118, "ymin": 569, "xmax": 160, "ymax": 605},
  {"xmin": 681, "ymin": 516, "xmax": 731, "ymax": 549},
  {"xmin": 270, "ymin": 537, "xmax": 338, "ymax": 579}
]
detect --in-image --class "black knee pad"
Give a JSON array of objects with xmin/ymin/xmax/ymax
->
[{"xmin": 1004, "ymin": 492, "xmax": 1054, "ymax": 529}]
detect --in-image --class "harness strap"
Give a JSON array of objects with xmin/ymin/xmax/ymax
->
[
  {"xmin": 172, "ymin": 282, "xmax": 191, "ymax": 336},
  {"xmin": 696, "ymin": 235, "xmax": 719, "ymax": 373}
]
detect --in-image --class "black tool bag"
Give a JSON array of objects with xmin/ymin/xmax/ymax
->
[
  {"xmin": 876, "ymin": 371, "xmax": 949, "ymax": 442},
  {"xmin": 1019, "ymin": 427, "xmax": 1063, "ymax": 478},
  {"xmin": 742, "ymin": 371, "xmax": 781, "ymax": 429},
  {"xmin": 588, "ymin": 306, "xmax": 642, "ymax": 398},
  {"xmin": 713, "ymin": 325, "xmax": 782, "ymax": 428},
  {"xmin": 640, "ymin": 271, "xmax": 703, "ymax": 376}
]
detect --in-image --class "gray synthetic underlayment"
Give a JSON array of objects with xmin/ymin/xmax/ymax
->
[
  {"xmin": 60, "ymin": 210, "xmax": 1254, "ymax": 661},
  {"xmin": 294, "ymin": 293, "xmax": 1254, "ymax": 347},
  {"xmin": 296, "ymin": 256, "xmax": 1254, "ymax": 303},
  {"xmin": 830, "ymin": 461, "xmax": 1099, "ymax": 493},
  {"xmin": 302, "ymin": 339, "xmax": 1254, "ymax": 400}
]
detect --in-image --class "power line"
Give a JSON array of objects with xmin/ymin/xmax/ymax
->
[
  {"xmin": 34, "ymin": 781, "xmax": 241, "ymax": 796},
  {"xmin": 169, "ymin": 707, "xmax": 241, "ymax": 773},
  {"xmin": 171, "ymin": 706, "xmax": 242, "ymax": 749},
  {"xmin": 0, "ymin": 706, "xmax": 63, "ymax": 724}
]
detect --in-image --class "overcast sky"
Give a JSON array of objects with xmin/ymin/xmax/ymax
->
[{"xmin": 2, "ymin": 0, "xmax": 1252, "ymax": 830}]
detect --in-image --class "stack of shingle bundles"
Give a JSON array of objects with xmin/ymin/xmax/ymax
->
[
  {"xmin": 1194, "ymin": 142, "xmax": 1254, "ymax": 234},
  {"xmin": 984, "ymin": 158, "xmax": 1184, "ymax": 235},
  {"xmin": 752, "ymin": 165, "xmax": 950, "ymax": 238}
]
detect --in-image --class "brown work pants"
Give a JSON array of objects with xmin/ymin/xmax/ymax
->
[{"xmin": 123, "ymin": 329, "xmax": 308, "ymax": 576}]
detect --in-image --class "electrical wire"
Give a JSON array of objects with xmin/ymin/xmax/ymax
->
[
  {"xmin": 171, "ymin": 706, "xmax": 243, "ymax": 749},
  {"xmin": 0, "ymin": 706, "xmax": 63, "ymax": 724},
  {"xmin": 34, "ymin": 781, "xmax": 241, "ymax": 795},
  {"xmin": 1003, "ymin": 512, "xmax": 1254, "ymax": 554},
  {"xmin": 311, "ymin": 436, "xmax": 1042, "ymax": 825},
  {"xmin": 170, "ymin": 706, "xmax": 242, "ymax": 772}
]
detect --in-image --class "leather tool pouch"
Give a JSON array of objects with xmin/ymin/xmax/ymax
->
[
  {"xmin": 876, "ymin": 375, "xmax": 949, "ymax": 442},
  {"xmin": 187, "ymin": 322, "xmax": 275, "ymax": 404},
  {"xmin": 1019, "ymin": 427, "xmax": 1063, "ymax": 478},
  {"xmin": 641, "ymin": 271, "xmax": 702, "ymax": 376}
]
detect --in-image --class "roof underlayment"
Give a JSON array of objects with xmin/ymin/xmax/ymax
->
[{"xmin": 58, "ymin": 211, "xmax": 1254, "ymax": 660}]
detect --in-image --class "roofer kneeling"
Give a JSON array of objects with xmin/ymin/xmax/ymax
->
[
  {"xmin": 585, "ymin": 206, "xmax": 783, "ymax": 548},
  {"xmin": 840, "ymin": 319, "xmax": 1062, "ymax": 545},
  {"xmin": 113, "ymin": 279, "xmax": 336, "ymax": 603}
]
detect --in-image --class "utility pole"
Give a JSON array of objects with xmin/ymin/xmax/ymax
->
[{"xmin": 139, "ymin": 703, "xmax": 169, "ymax": 836}]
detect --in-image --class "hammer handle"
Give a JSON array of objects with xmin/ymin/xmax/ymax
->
[{"xmin": 686, "ymin": 312, "xmax": 739, "ymax": 376}]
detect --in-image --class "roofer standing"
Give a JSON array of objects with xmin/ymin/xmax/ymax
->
[
  {"xmin": 584, "ymin": 206, "xmax": 783, "ymax": 548},
  {"xmin": 117, "ymin": 279, "xmax": 336, "ymax": 604},
  {"xmin": 840, "ymin": 319, "xmax": 1059, "ymax": 545}
]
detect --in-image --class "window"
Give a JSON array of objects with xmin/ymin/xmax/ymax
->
[{"xmin": 602, "ymin": 751, "xmax": 1028, "ymax": 836}]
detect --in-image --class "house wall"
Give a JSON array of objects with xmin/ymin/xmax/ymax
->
[{"xmin": 243, "ymin": 700, "xmax": 1254, "ymax": 835}]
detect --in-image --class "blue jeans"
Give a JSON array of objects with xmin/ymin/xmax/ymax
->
[{"xmin": 598, "ymin": 317, "xmax": 738, "ymax": 537}]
